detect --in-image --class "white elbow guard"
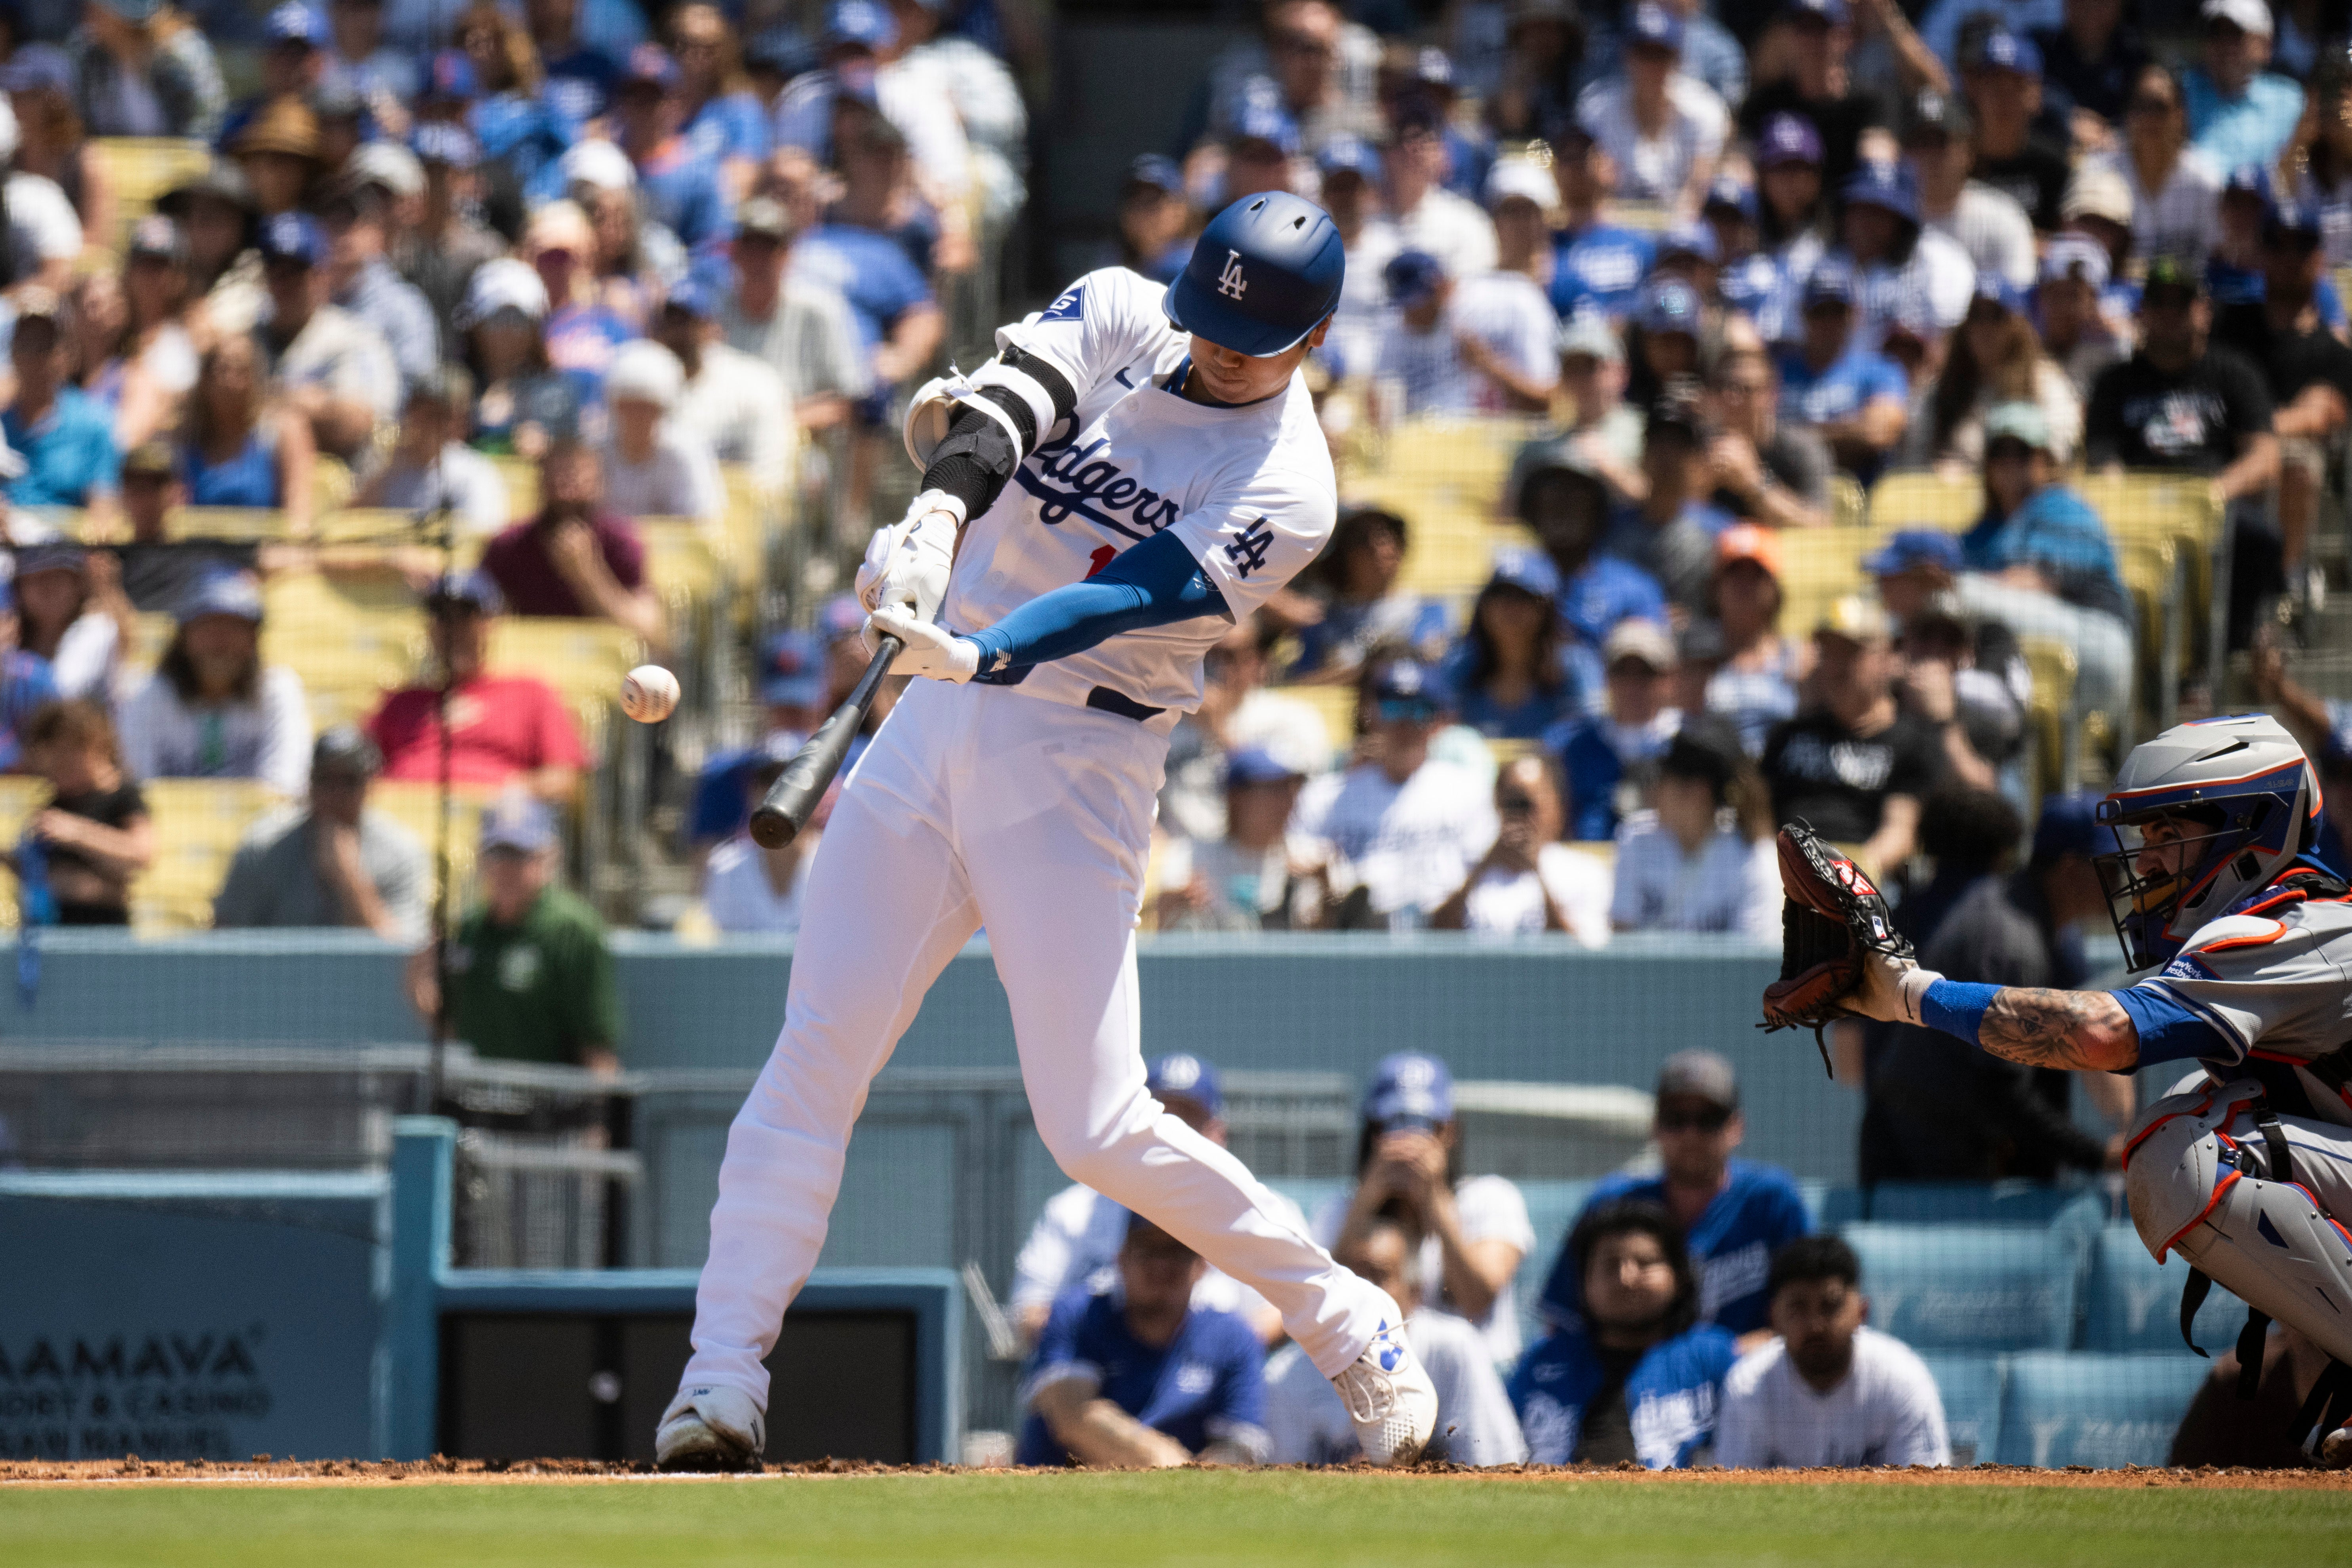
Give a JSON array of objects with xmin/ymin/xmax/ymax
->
[{"xmin": 903, "ymin": 368, "xmax": 1023, "ymax": 470}]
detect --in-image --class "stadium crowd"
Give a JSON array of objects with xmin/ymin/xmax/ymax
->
[{"xmin": 0, "ymin": 0, "xmax": 2335, "ymax": 1473}]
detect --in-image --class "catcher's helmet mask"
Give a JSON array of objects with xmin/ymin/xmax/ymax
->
[{"xmin": 2093, "ymin": 717, "xmax": 2322, "ymax": 971}]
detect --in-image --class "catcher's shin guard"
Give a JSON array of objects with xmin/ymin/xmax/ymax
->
[{"xmin": 2126, "ymin": 1085, "xmax": 2352, "ymax": 1372}]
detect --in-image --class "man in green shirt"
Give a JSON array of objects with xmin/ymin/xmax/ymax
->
[{"xmin": 408, "ymin": 794, "xmax": 622, "ymax": 1070}]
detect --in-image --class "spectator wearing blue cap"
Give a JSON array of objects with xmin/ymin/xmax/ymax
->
[
  {"xmin": 1012, "ymin": 1055, "xmax": 1302, "ymax": 1347},
  {"xmin": 1705, "ymin": 346, "xmax": 1833, "ymax": 531},
  {"xmin": 1288, "ymin": 653, "xmax": 1497, "ymax": 928},
  {"xmin": 1960, "ymin": 28, "xmax": 2072, "ymax": 231},
  {"xmin": 2185, "ymin": 0, "xmax": 2303, "ymax": 173},
  {"xmin": 409, "ymin": 789, "xmax": 622, "ymax": 1071},
  {"xmin": 2205, "ymin": 162, "xmax": 2276, "ymax": 309},
  {"xmin": 1947, "ymin": 401, "xmax": 2133, "ymax": 722},
  {"xmin": 520, "ymin": 0, "xmax": 624, "ymax": 130},
  {"xmin": 1158, "ymin": 742, "xmax": 1316, "ymax": 932},
  {"xmin": 1015, "ymin": 1214, "xmax": 1270, "ymax": 1469},
  {"xmin": 1219, "ymin": 82, "xmax": 1305, "ymax": 206},
  {"xmin": 1735, "ymin": 0, "xmax": 1894, "ymax": 194},
  {"xmin": 396, "ymin": 123, "xmax": 505, "ymax": 350},
  {"xmin": 1861, "ymin": 787, "xmax": 2135, "ymax": 1183},
  {"xmin": 1381, "ymin": 102, "xmax": 1497, "ymax": 283},
  {"xmin": 1581, "ymin": 0, "xmax": 1746, "ymax": 117},
  {"xmin": 1624, "ymin": 275, "xmax": 1703, "ymax": 411},
  {"xmin": 1444, "ymin": 549, "xmax": 1583, "ymax": 741},
  {"xmin": 322, "ymin": 0, "xmax": 419, "ymax": 135},
  {"xmin": 608, "ymin": 44, "xmax": 733, "ymax": 257},
  {"xmin": 1604, "ymin": 388, "xmax": 1733, "ymax": 612},
  {"xmin": 1576, "ymin": 1, "xmax": 1729, "ymax": 216},
  {"xmin": 1832, "ymin": 160, "xmax": 1975, "ymax": 351},
  {"xmin": 4, "ymin": 293, "xmax": 119, "ymax": 520},
  {"xmin": 448, "ymin": 4, "xmax": 571, "ymax": 200},
  {"xmin": 1373, "ymin": 246, "xmax": 1557, "ymax": 418},
  {"xmin": 1105, "ymin": 155, "xmax": 1194, "ymax": 287},
  {"xmin": 1545, "ymin": 615, "xmax": 1685, "ymax": 842},
  {"xmin": 69, "ymin": 0, "xmax": 227, "ymax": 141},
  {"xmin": 684, "ymin": 624, "xmax": 846, "ymax": 861},
  {"xmin": 252, "ymin": 210, "xmax": 401, "ymax": 463},
  {"xmin": 2216, "ymin": 195, "xmax": 2352, "ymax": 611},
  {"xmin": 1705, "ymin": 177, "xmax": 1789, "ymax": 336},
  {"xmin": 118, "ymin": 568, "xmax": 311, "ymax": 796},
  {"xmin": 1285, "ymin": 506, "xmax": 1450, "ymax": 682},
  {"xmin": 771, "ymin": 0, "xmax": 975, "ymax": 253},
  {"xmin": 1902, "ymin": 87, "xmax": 2035, "ymax": 294},
  {"xmin": 1316, "ymin": 1053, "xmax": 1537, "ymax": 1365},
  {"xmin": 213, "ymin": 2, "xmax": 330, "ymax": 156},
  {"xmin": 3, "ymin": 48, "xmax": 100, "ymax": 257},
  {"xmin": 367, "ymin": 571, "xmax": 584, "ymax": 804},
  {"xmin": 1904, "ymin": 273, "xmax": 2082, "ymax": 468},
  {"xmin": 1545, "ymin": 126, "xmax": 1658, "ymax": 325},
  {"xmin": 1772, "ymin": 258, "xmax": 1910, "ymax": 478},
  {"xmin": 1752, "ymin": 114, "xmax": 1830, "ymax": 299},
  {"xmin": 699, "ymin": 729, "xmax": 823, "ymax": 935},
  {"xmin": 1430, "ymin": 752, "xmax": 1611, "ymax": 943}
]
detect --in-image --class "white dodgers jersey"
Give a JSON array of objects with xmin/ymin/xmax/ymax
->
[{"xmin": 944, "ymin": 267, "xmax": 1339, "ymax": 718}]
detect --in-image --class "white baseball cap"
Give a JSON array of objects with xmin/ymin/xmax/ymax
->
[
  {"xmin": 2202, "ymin": 0, "xmax": 2273, "ymax": 36},
  {"xmin": 1483, "ymin": 157, "xmax": 1557, "ymax": 214},
  {"xmin": 605, "ymin": 339, "xmax": 684, "ymax": 409},
  {"xmin": 456, "ymin": 256, "xmax": 548, "ymax": 328},
  {"xmin": 349, "ymin": 141, "xmax": 425, "ymax": 199},
  {"xmin": 560, "ymin": 138, "xmax": 636, "ymax": 192}
]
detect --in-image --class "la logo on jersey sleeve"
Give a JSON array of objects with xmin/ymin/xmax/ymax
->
[{"xmin": 1040, "ymin": 282, "xmax": 1087, "ymax": 323}]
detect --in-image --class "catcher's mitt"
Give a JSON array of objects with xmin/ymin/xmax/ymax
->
[{"xmin": 1759, "ymin": 822, "xmax": 1915, "ymax": 1074}]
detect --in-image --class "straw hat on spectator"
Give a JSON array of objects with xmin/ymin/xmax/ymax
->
[{"xmin": 232, "ymin": 95, "xmax": 323, "ymax": 162}]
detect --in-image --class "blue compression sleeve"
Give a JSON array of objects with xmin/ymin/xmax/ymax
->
[
  {"xmin": 1920, "ymin": 978, "xmax": 2000, "ymax": 1044},
  {"xmin": 962, "ymin": 528, "xmax": 1229, "ymax": 673},
  {"xmin": 2110, "ymin": 984, "xmax": 2234, "ymax": 1065}
]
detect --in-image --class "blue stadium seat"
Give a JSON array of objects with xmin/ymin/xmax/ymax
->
[
  {"xmin": 1993, "ymin": 1352, "xmax": 2208, "ymax": 1467},
  {"xmin": 2082, "ymin": 1224, "xmax": 2250, "ymax": 1353},
  {"xmin": 1841, "ymin": 1223, "xmax": 2090, "ymax": 1350},
  {"xmin": 1809, "ymin": 1184, "xmax": 1868, "ymax": 1228},
  {"xmin": 1916, "ymin": 1352, "xmax": 2005, "ymax": 1467},
  {"xmin": 1868, "ymin": 1182, "xmax": 2116, "ymax": 1229}
]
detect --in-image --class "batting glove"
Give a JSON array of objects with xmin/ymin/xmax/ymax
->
[
  {"xmin": 855, "ymin": 490, "xmax": 963, "ymax": 625},
  {"xmin": 866, "ymin": 602, "xmax": 978, "ymax": 684}
]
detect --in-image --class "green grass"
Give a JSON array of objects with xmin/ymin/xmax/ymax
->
[{"xmin": 4, "ymin": 1472, "xmax": 2348, "ymax": 1568}]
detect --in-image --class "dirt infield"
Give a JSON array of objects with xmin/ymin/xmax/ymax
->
[{"xmin": 4, "ymin": 1456, "xmax": 2346, "ymax": 1491}]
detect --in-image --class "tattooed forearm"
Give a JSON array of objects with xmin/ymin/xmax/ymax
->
[{"xmin": 1979, "ymin": 988, "xmax": 2140, "ymax": 1071}]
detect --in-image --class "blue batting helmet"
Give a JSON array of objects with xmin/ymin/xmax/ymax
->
[{"xmin": 1164, "ymin": 191, "xmax": 1344, "ymax": 358}]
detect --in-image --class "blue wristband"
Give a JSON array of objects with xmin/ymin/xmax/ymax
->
[{"xmin": 1920, "ymin": 978, "xmax": 2000, "ymax": 1045}]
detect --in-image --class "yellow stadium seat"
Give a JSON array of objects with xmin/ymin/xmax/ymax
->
[
  {"xmin": 1266, "ymin": 683, "xmax": 1361, "ymax": 747},
  {"xmin": 487, "ymin": 617, "xmax": 641, "ymax": 746},
  {"xmin": 493, "ymin": 457, "xmax": 541, "ymax": 516},
  {"xmin": 1830, "ymin": 473, "xmax": 1868, "ymax": 530},
  {"xmin": 131, "ymin": 778, "xmax": 283, "ymax": 932},
  {"xmin": 365, "ymin": 779, "xmax": 502, "ymax": 911},
  {"xmin": 1868, "ymin": 468, "xmax": 1979, "ymax": 531},
  {"xmin": 0, "ymin": 776, "xmax": 49, "ymax": 929},
  {"xmin": 2019, "ymin": 636, "xmax": 2081, "ymax": 798},
  {"xmin": 166, "ymin": 508, "xmax": 289, "ymax": 542},
  {"xmin": 89, "ymin": 138, "xmax": 214, "ymax": 254},
  {"xmin": 1773, "ymin": 526, "xmax": 1878, "ymax": 640},
  {"xmin": 636, "ymin": 517, "xmax": 724, "ymax": 607}
]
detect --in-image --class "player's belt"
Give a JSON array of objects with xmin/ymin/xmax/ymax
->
[{"xmin": 1086, "ymin": 686, "xmax": 1165, "ymax": 723}]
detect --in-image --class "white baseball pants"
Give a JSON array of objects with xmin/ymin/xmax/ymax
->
[{"xmin": 679, "ymin": 680, "xmax": 1389, "ymax": 1407}]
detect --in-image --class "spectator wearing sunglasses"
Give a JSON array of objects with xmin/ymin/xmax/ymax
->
[
  {"xmin": 1429, "ymin": 754, "xmax": 1610, "ymax": 945},
  {"xmin": 1286, "ymin": 653, "xmax": 1495, "ymax": 930},
  {"xmin": 1544, "ymin": 1050, "xmax": 1808, "ymax": 1347}
]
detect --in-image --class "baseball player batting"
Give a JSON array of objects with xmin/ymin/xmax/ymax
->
[
  {"xmin": 1773, "ymin": 713, "xmax": 2352, "ymax": 1461},
  {"xmin": 655, "ymin": 192, "xmax": 1437, "ymax": 1471}
]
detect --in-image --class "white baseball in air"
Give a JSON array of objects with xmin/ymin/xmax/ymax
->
[{"xmin": 621, "ymin": 664, "xmax": 680, "ymax": 724}]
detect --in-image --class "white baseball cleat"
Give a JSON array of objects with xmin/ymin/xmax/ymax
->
[
  {"xmin": 655, "ymin": 1384, "xmax": 766, "ymax": 1473},
  {"xmin": 1330, "ymin": 1315, "xmax": 1436, "ymax": 1467}
]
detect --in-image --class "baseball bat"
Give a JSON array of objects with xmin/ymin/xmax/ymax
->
[{"xmin": 747, "ymin": 635, "xmax": 902, "ymax": 849}]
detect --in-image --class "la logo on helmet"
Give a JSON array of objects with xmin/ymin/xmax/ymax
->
[{"xmin": 1217, "ymin": 249, "xmax": 1248, "ymax": 300}]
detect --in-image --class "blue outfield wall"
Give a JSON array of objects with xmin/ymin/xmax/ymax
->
[{"xmin": 0, "ymin": 930, "xmax": 1844, "ymax": 1176}]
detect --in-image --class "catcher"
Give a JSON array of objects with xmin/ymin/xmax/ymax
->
[{"xmin": 1765, "ymin": 713, "xmax": 2352, "ymax": 1462}]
